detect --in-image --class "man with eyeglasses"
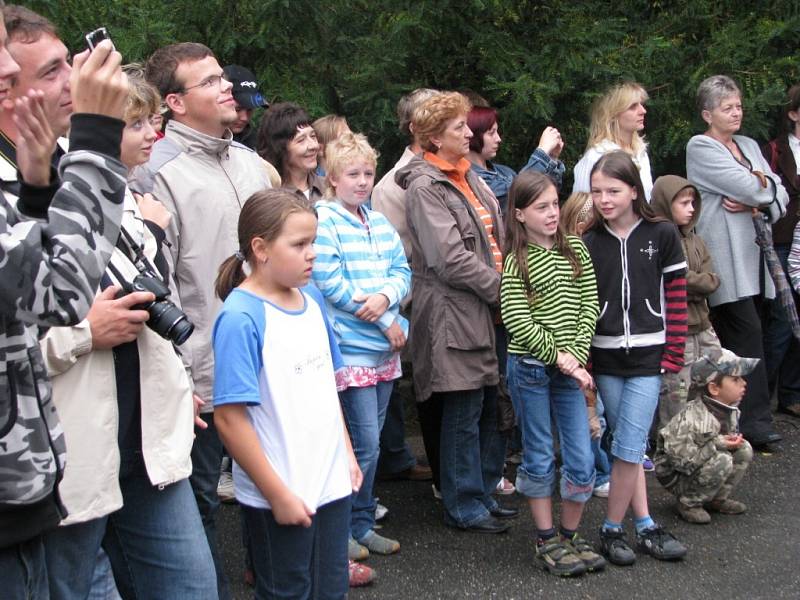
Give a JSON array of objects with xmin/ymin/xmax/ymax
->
[
  {"xmin": 0, "ymin": 5, "xmax": 71, "ymax": 201},
  {"xmin": 135, "ymin": 42, "xmax": 271, "ymax": 600}
]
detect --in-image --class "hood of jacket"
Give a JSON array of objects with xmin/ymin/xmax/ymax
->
[{"xmin": 651, "ymin": 174, "xmax": 701, "ymax": 235}]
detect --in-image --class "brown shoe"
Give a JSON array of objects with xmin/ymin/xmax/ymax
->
[
  {"xmin": 706, "ymin": 498, "xmax": 747, "ymax": 514},
  {"xmin": 677, "ymin": 502, "xmax": 711, "ymax": 524},
  {"xmin": 379, "ymin": 463, "xmax": 432, "ymax": 481},
  {"xmin": 778, "ymin": 404, "xmax": 800, "ymax": 418}
]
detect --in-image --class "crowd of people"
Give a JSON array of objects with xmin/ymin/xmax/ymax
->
[{"xmin": 1, "ymin": 3, "xmax": 798, "ymax": 599}]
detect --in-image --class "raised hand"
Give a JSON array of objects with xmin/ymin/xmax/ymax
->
[
  {"xmin": 14, "ymin": 90, "xmax": 57, "ymax": 187},
  {"xmin": 70, "ymin": 40, "xmax": 128, "ymax": 119}
]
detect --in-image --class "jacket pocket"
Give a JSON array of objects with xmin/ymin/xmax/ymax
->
[
  {"xmin": 0, "ymin": 365, "xmax": 18, "ymax": 438},
  {"xmin": 598, "ymin": 301, "xmax": 609, "ymax": 320},
  {"xmin": 443, "ymin": 292, "xmax": 493, "ymax": 351},
  {"xmin": 645, "ymin": 298, "xmax": 663, "ymax": 318}
]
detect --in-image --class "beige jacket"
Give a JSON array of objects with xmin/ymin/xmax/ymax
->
[
  {"xmin": 40, "ymin": 192, "xmax": 195, "ymax": 525},
  {"xmin": 133, "ymin": 121, "xmax": 271, "ymax": 408},
  {"xmin": 372, "ymin": 146, "xmax": 416, "ymax": 260}
]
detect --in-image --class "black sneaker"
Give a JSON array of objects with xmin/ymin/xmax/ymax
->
[
  {"xmin": 636, "ymin": 526, "xmax": 687, "ymax": 561},
  {"xmin": 597, "ymin": 528, "xmax": 635, "ymax": 566}
]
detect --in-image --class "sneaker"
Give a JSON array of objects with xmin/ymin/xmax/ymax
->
[
  {"xmin": 348, "ymin": 560, "xmax": 376, "ymax": 587},
  {"xmin": 597, "ymin": 528, "xmax": 636, "ymax": 566},
  {"xmin": 636, "ymin": 526, "xmax": 687, "ymax": 561},
  {"xmin": 642, "ymin": 455, "xmax": 655, "ymax": 472},
  {"xmin": 358, "ymin": 530, "xmax": 400, "ymax": 555},
  {"xmin": 348, "ymin": 537, "xmax": 369, "ymax": 561},
  {"xmin": 705, "ymin": 498, "xmax": 747, "ymax": 515},
  {"xmin": 593, "ymin": 482, "xmax": 610, "ymax": 498},
  {"xmin": 216, "ymin": 471, "xmax": 236, "ymax": 504},
  {"xmin": 564, "ymin": 533, "xmax": 606, "ymax": 572},
  {"xmin": 375, "ymin": 502, "xmax": 388, "ymax": 522},
  {"xmin": 535, "ymin": 536, "xmax": 587, "ymax": 577},
  {"xmin": 495, "ymin": 477, "xmax": 516, "ymax": 495},
  {"xmin": 677, "ymin": 502, "xmax": 711, "ymax": 524},
  {"xmin": 432, "ymin": 484, "xmax": 442, "ymax": 500}
]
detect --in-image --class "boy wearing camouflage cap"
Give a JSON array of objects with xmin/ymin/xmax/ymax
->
[{"xmin": 654, "ymin": 348, "xmax": 757, "ymax": 524}]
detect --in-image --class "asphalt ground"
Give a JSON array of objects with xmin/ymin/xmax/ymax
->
[{"xmin": 218, "ymin": 413, "xmax": 800, "ymax": 600}]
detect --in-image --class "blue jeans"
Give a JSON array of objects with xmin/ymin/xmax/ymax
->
[
  {"xmin": 377, "ymin": 384, "xmax": 416, "ymax": 476},
  {"xmin": 437, "ymin": 386, "xmax": 504, "ymax": 527},
  {"xmin": 43, "ymin": 454, "xmax": 217, "ymax": 600},
  {"xmin": 242, "ymin": 496, "xmax": 350, "ymax": 600},
  {"xmin": 595, "ymin": 374, "xmax": 661, "ymax": 464},
  {"xmin": 593, "ymin": 394, "xmax": 612, "ymax": 487},
  {"xmin": 339, "ymin": 381, "xmax": 393, "ymax": 540},
  {"xmin": 1, "ymin": 535, "xmax": 49, "ymax": 600},
  {"xmin": 506, "ymin": 355, "xmax": 595, "ymax": 502},
  {"xmin": 190, "ymin": 413, "xmax": 229, "ymax": 600},
  {"xmin": 87, "ymin": 549, "xmax": 121, "ymax": 600}
]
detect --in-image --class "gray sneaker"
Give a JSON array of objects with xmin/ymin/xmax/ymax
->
[
  {"xmin": 597, "ymin": 527, "xmax": 635, "ymax": 566},
  {"xmin": 636, "ymin": 526, "xmax": 687, "ymax": 561}
]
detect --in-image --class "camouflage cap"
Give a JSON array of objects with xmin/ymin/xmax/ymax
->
[{"xmin": 690, "ymin": 348, "xmax": 760, "ymax": 387}]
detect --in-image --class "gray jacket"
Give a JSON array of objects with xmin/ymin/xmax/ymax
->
[
  {"xmin": 687, "ymin": 134, "xmax": 788, "ymax": 306},
  {"xmin": 0, "ymin": 115, "xmax": 127, "ymax": 547}
]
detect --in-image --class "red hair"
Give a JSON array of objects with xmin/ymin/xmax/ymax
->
[{"xmin": 467, "ymin": 106, "xmax": 498, "ymax": 153}]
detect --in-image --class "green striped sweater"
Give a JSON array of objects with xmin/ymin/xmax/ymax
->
[{"xmin": 500, "ymin": 236, "xmax": 599, "ymax": 365}]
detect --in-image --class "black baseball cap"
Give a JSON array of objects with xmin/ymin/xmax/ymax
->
[{"xmin": 223, "ymin": 65, "xmax": 269, "ymax": 110}]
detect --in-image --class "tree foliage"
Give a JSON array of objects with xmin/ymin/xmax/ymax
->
[{"xmin": 28, "ymin": 0, "xmax": 800, "ymax": 182}]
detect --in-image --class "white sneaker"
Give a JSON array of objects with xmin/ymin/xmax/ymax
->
[
  {"xmin": 495, "ymin": 477, "xmax": 516, "ymax": 495},
  {"xmin": 593, "ymin": 482, "xmax": 610, "ymax": 498},
  {"xmin": 217, "ymin": 471, "xmax": 236, "ymax": 504},
  {"xmin": 432, "ymin": 484, "xmax": 442, "ymax": 500},
  {"xmin": 375, "ymin": 502, "xmax": 388, "ymax": 521}
]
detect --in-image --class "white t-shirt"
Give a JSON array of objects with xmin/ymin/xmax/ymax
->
[
  {"xmin": 572, "ymin": 139, "xmax": 653, "ymax": 201},
  {"xmin": 212, "ymin": 285, "xmax": 351, "ymax": 510}
]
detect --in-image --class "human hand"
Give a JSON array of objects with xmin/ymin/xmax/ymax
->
[
  {"xmin": 135, "ymin": 192, "xmax": 171, "ymax": 230},
  {"xmin": 556, "ymin": 350, "xmax": 580, "ymax": 376},
  {"xmin": 87, "ymin": 285, "xmax": 154, "ymax": 349},
  {"xmin": 588, "ymin": 415, "xmax": 602, "ymax": 439},
  {"xmin": 14, "ymin": 91, "xmax": 57, "ymax": 187},
  {"xmin": 383, "ymin": 321, "xmax": 406, "ymax": 351},
  {"xmin": 721, "ymin": 197, "xmax": 752, "ymax": 214},
  {"xmin": 724, "ymin": 433, "xmax": 744, "ymax": 450},
  {"xmin": 193, "ymin": 394, "xmax": 208, "ymax": 430},
  {"xmin": 538, "ymin": 126, "xmax": 564, "ymax": 158},
  {"xmin": 271, "ymin": 491, "xmax": 314, "ymax": 527},
  {"xmin": 353, "ymin": 293, "xmax": 389, "ymax": 322},
  {"xmin": 571, "ymin": 367, "xmax": 595, "ymax": 391},
  {"xmin": 348, "ymin": 450, "xmax": 363, "ymax": 492},
  {"xmin": 70, "ymin": 40, "xmax": 128, "ymax": 119}
]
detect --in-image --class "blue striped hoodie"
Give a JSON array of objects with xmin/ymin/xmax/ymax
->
[{"xmin": 311, "ymin": 200, "xmax": 411, "ymax": 367}]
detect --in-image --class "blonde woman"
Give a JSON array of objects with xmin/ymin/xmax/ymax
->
[{"xmin": 572, "ymin": 82, "xmax": 653, "ymax": 201}]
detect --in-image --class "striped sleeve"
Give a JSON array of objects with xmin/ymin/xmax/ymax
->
[
  {"xmin": 661, "ymin": 224, "xmax": 688, "ymax": 373},
  {"xmin": 310, "ymin": 215, "xmax": 362, "ymax": 314},
  {"xmin": 561, "ymin": 240, "xmax": 599, "ymax": 366},
  {"xmin": 500, "ymin": 253, "xmax": 558, "ymax": 364}
]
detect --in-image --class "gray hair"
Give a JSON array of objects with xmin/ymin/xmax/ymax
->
[
  {"xmin": 696, "ymin": 75, "xmax": 741, "ymax": 114},
  {"xmin": 397, "ymin": 88, "xmax": 439, "ymax": 138}
]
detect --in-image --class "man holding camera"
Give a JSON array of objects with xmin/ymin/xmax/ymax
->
[{"xmin": 135, "ymin": 42, "xmax": 271, "ymax": 600}]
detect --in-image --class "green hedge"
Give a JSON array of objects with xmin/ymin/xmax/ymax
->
[{"xmin": 28, "ymin": 0, "xmax": 800, "ymax": 183}]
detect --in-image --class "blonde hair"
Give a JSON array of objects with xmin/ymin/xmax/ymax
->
[
  {"xmin": 586, "ymin": 82, "xmax": 649, "ymax": 154},
  {"xmin": 313, "ymin": 114, "xmax": 350, "ymax": 146},
  {"xmin": 324, "ymin": 132, "xmax": 379, "ymax": 198},
  {"xmin": 560, "ymin": 192, "xmax": 594, "ymax": 236},
  {"xmin": 122, "ymin": 63, "xmax": 161, "ymax": 123},
  {"xmin": 412, "ymin": 92, "xmax": 472, "ymax": 153}
]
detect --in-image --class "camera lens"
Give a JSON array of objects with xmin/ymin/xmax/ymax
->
[{"xmin": 147, "ymin": 300, "xmax": 194, "ymax": 345}]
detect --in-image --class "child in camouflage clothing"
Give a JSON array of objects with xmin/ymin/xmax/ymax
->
[{"xmin": 654, "ymin": 348, "xmax": 756, "ymax": 524}]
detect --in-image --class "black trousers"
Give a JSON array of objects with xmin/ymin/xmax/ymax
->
[{"xmin": 710, "ymin": 297, "xmax": 776, "ymax": 441}]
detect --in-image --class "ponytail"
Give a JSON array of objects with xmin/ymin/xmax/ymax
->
[{"xmin": 215, "ymin": 253, "xmax": 246, "ymax": 301}]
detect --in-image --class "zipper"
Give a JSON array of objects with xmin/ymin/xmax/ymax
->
[{"xmin": 620, "ymin": 236, "xmax": 631, "ymax": 353}]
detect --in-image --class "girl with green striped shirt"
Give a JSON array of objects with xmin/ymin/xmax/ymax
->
[{"xmin": 500, "ymin": 171, "xmax": 602, "ymax": 577}]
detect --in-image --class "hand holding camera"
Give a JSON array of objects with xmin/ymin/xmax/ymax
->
[
  {"xmin": 87, "ymin": 285, "xmax": 153, "ymax": 350},
  {"xmin": 70, "ymin": 34, "xmax": 128, "ymax": 120}
]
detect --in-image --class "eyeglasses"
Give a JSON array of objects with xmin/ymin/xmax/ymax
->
[{"xmin": 178, "ymin": 74, "xmax": 228, "ymax": 94}]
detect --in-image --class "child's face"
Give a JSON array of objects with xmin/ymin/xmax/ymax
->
[
  {"xmin": 330, "ymin": 158, "xmax": 375, "ymax": 213},
  {"xmin": 515, "ymin": 183, "xmax": 559, "ymax": 246},
  {"xmin": 591, "ymin": 172, "xmax": 636, "ymax": 225},
  {"xmin": 258, "ymin": 211, "xmax": 318, "ymax": 289},
  {"xmin": 710, "ymin": 375, "xmax": 747, "ymax": 406},
  {"xmin": 671, "ymin": 189, "xmax": 696, "ymax": 227},
  {"xmin": 120, "ymin": 112, "xmax": 158, "ymax": 170}
]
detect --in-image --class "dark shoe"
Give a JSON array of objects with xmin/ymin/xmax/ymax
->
[
  {"xmin": 489, "ymin": 505, "xmax": 519, "ymax": 519},
  {"xmin": 778, "ymin": 404, "xmax": 800, "ymax": 418},
  {"xmin": 597, "ymin": 528, "xmax": 636, "ymax": 566},
  {"xmin": 535, "ymin": 536, "xmax": 586, "ymax": 577},
  {"xmin": 456, "ymin": 515, "xmax": 511, "ymax": 534},
  {"xmin": 636, "ymin": 526, "xmax": 687, "ymax": 561},
  {"xmin": 378, "ymin": 463, "xmax": 433, "ymax": 482}
]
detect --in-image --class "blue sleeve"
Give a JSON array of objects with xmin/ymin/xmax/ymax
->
[
  {"xmin": 212, "ymin": 308, "xmax": 263, "ymax": 406},
  {"xmin": 304, "ymin": 285, "xmax": 344, "ymax": 371},
  {"xmin": 520, "ymin": 148, "xmax": 565, "ymax": 190}
]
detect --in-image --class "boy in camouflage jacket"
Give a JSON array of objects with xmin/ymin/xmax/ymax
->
[{"xmin": 654, "ymin": 348, "xmax": 756, "ymax": 524}]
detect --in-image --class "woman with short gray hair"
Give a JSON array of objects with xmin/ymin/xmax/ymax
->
[{"xmin": 686, "ymin": 74, "xmax": 789, "ymax": 450}]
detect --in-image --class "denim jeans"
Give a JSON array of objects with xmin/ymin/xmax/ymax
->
[
  {"xmin": 593, "ymin": 394, "xmax": 612, "ymax": 487},
  {"xmin": 437, "ymin": 386, "xmax": 504, "ymax": 527},
  {"xmin": 1, "ymin": 535, "xmax": 49, "ymax": 600},
  {"xmin": 506, "ymin": 355, "xmax": 595, "ymax": 502},
  {"xmin": 595, "ymin": 374, "xmax": 661, "ymax": 464},
  {"xmin": 339, "ymin": 381, "xmax": 393, "ymax": 540},
  {"xmin": 43, "ymin": 454, "xmax": 217, "ymax": 600},
  {"xmin": 377, "ymin": 383, "xmax": 416, "ymax": 476},
  {"xmin": 242, "ymin": 496, "xmax": 350, "ymax": 600},
  {"xmin": 190, "ymin": 413, "xmax": 230, "ymax": 600},
  {"xmin": 762, "ymin": 243, "xmax": 800, "ymax": 409},
  {"xmin": 87, "ymin": 549, "xmax": 121, "ymax": 600}
]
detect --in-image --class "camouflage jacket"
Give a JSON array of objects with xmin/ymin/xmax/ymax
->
[
  {"xmin": 0, "ymin": 114, "xmax": 127, "ymax": 548},
  {"xmin": 654, "ymin": 396, "xmax": 739, "ymax": 490}
]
